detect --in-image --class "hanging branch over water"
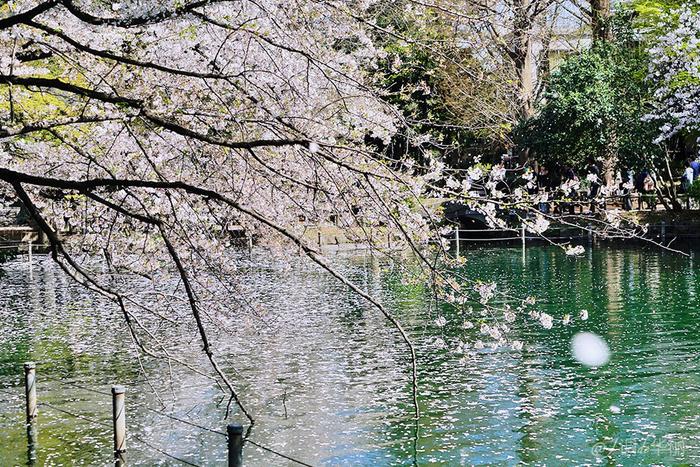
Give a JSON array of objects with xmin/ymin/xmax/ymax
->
[{"xmin": 0, "ymin": 1, "xmax": 685, "ymax": 456}]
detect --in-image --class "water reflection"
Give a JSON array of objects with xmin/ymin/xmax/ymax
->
[
  {"xmin": 0, "ymin": 245, "xmax": 699, "ymax": 465},
  {"xmin": 26, "ymin": 421, "xmax": 37, "ymax": 466}
]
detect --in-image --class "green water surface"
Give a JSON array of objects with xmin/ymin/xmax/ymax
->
[{"xmin": 0, "ymin": 244, "xmax": 699, "ymax": 466}]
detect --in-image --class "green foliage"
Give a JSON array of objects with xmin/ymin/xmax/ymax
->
[
  {"xmin": 627, "ymin": 0, "xmax": 684, "ymax": 31},
  {"xmin": 367, "ymin": 1, "xmax": 493, "ymax": 168},
  {"xmin": 688, "ymin": 179, "xmax": 700, "ymax": 201},
  {"xmin": 0, "ymin": 53, "xmax": 90, "ymax": 126},
  {"xmin": 516, "ymin": 19, "xmax": 662, "ymax": 171},
  {"xmin": 669, "ymin": 70, "xmax": 700, "ymax": 91}
]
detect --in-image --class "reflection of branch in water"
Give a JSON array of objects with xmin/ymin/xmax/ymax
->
[
  {"xmin": 283, "ymin": 388, "xmax": 288, "ymax": 419},
  {"xmin": 412, "ymin": 416, "xmax": 420, "ymax": 467}
]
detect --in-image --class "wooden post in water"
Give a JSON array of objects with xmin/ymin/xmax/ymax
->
[
  {"xmin": 661, "ymin": 221, "xmax": 666, "ymax": 241},
  {"xmin": 227, "ymin": 423, "xmax": 243, "ymax": 467},
  {"xmin": 111, "ymin": 386, "xmax": 126, "ymax": 462},
  {"xmin": 24, "ymin": 362, "xmax": 38, "ymax": 465},
  {"xmin": 26, "ymin": 417, "xmax": 38, "ymax": 466},
  {"xmin": 455, "ymin": 229, "xmax": 460, "ymax": 257},
  {"xmin": 24, "ymin": 362, "xmax": 37, "ymax": 421},
  {"xmin": 521, "ymin": 224, "xmax": 526, "ymax": 264},
  {"xmin": 28, "ymin": 240, "xmax": 33, "ymax": 269}
]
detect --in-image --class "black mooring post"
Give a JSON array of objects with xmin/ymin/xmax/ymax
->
[{"xmin": 227, "ymin": 423, "xmax": 243, "ymax": 467}]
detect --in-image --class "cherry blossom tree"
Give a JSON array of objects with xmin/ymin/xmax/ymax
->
[
  {"xmin": 645, "ymin": 2, "xmax": 700, "ymax": 144},
  {"xmin": 0, "ymin": 0, "xmax": 669, "ymax": 438}
]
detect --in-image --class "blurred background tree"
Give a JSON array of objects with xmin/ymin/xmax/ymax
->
[{"xmin": 515, "ymin": 16, "xmax": 661, "ymax": 175}]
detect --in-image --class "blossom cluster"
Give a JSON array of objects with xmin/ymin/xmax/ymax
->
[{"xmin": 645, "ymin": 3, "xmax": 700, "ymax": 143}]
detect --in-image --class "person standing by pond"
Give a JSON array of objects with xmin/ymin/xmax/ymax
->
[
  {"xmin": 560, "ymin": 165, "xmax": 578, "ymax": 214},
  {"xmin": 537, "ymin": 166, "xmax": 552, "ymax": 213},
  {"xmin": 586, "ymin": 158, "xmax": 601, "ymax": 213},
  {"xmin": 636, "ymin": 168, "xmax": 656, "ymax": 210},
  {"xmin": 620, "ymin": 167, "xmax": 634, "ymax": 211},
  {"xmin": 682, "ymin": 159, "xmax": 695, "ymax": 193},
  {"xmin": 691, "ymin": 157, "xmax": 700, "ymax": 180}
]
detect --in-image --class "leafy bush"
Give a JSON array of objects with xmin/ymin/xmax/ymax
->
[
  {"xmin": 515, "ymin": 16, "xmax": 663, "ymax": 172},
  {"xmin": 687, "ymin": 179, "xmax": 700, "ymax": 202}
]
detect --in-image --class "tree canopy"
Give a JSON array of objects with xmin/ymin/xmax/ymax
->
[{"xmin": 517, "ymin": 19, "xmax": 662, "ymax": 172}]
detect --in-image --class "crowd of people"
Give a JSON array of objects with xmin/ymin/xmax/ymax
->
[
  {"xmin": 682, "ymin": 158, "xmax": 700, "ymax": 193},
  {"xmin": 525, "ymin": 159, "xmax": 666, "ymax": 214}
]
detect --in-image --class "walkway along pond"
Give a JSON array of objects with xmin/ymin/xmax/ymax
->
[{"xmin": 1, "ymin": 244, "xmax": 700, "ymax": 465}]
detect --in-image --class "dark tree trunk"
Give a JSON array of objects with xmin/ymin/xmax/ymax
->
[
  {"xmin": 590, "ymin": 0, "xmax": 613, "ymax": 43},
  {"xmin": 590, "ymin": 0, "xmax": 615, "ymax": 184},
  {"xmin": 512, "ymin": 0, "xmax": 535, "ymax": 121},
  {"xmin": 600, "ymin": 127, "xmax": 617, "ymax": 187}
]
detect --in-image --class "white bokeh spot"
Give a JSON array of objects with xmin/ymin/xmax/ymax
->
[{"xmin": 571, "ymin": 332, "xmax": 610, "ymax": 368}]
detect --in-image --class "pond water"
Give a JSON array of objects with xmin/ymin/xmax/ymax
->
[{"xmin": 1, "ymin": 244, "xmax": 700, "ymax": 466}]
